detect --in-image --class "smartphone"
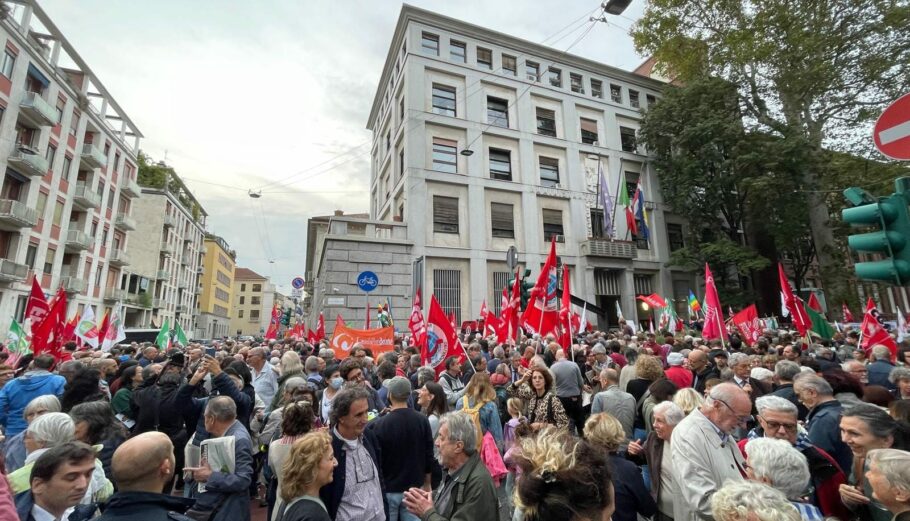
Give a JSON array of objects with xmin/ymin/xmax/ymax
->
[{"xmin": 205, "ymin": 347, "xmax": 216, "ymax": 357}]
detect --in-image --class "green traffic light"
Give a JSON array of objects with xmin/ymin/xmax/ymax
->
[{"xmin": 842, "ymin": 180, "xmax": 910, "ymax": 286}]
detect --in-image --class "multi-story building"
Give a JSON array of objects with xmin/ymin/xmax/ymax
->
[
  {"xmin": 230, "ymin": 267, "xmax": 275, "ymax": 337},
  {"xmin": 303, "ymin": 210, "xmax": 368, "ymax": 316},
  {"xmin": 127, "ymin": 178, "xmax": 206, "ymax": 335},
  {"xmin": 197, "ymin": 234, "xmax": 235, "ymax": 339},
  {"xmin": 366, "ymin": 6, "xmax": 695, "ymax": 328},
  {"xmin": 0, "ymin": 1, "xmax": 143, "ymax": 331}
]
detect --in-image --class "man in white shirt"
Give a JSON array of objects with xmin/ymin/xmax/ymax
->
[
  {"xmin": 247, "ymin": 347, "xmax": 278, "ymax": 412},
  {"xmin": 19, "ymin": 441, "xmax": 98, "ymax": 521}
]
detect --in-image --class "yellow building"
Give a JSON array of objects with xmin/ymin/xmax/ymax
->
[{"xmin": 196, "ymin": 234, "xmax": 236, "ymax": 339}]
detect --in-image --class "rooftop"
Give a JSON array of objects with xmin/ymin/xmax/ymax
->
[{"xmin": 234, "ymin": 267, "xmax": 267, "ymax": 281}]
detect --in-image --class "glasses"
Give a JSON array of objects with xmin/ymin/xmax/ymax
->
[
  {"xmin": 714, "ymin": 397, "xmax": 753, "ymax": 425},
  {"xmin": 759, "ymin": 415, "xmax": 798, "ymax": 433}
]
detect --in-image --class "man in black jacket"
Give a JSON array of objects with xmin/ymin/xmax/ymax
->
[
  {"xmin": 95, "ymin": 432, "xmax": 194, "ymax": 521},
  {"xmin": 689, "ymin": 349, "xmax": 719, "ymax": 394}
]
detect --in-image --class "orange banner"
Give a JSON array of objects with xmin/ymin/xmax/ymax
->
[{"xmin": 330, "ymin": 324, "xmax": 395, "ymax": 359}]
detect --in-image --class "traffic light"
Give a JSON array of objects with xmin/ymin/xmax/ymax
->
[
  {"xmin": 281, "ymin": 308, "xmax": 292, "ymax": 326},
  {"xmin": 842, "ymin": 177, "xmax": 910, "ymax": 285}
]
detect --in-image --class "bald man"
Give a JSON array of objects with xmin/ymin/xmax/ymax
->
[
  {"xmin": 95, "ymin": 432, "xmax": 194, "ymax": 520},
  {"xmin": 689, "ymin": 349, "xmax": 719, "ymax": 394}
]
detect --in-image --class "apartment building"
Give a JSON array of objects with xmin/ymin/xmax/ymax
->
[
  {"xmin": 197, "ymin": 234, "xmax": 235, "ymax": 339},
  {"xmin": 366, "ymin": 6, "xmax": 695, "ymax": 328},
  {"xmin": 127, "ymin": 181, "xmax": 205, "ymax": 335},
  {"xmin": 0, "ymin": 1, "xmax": 143, "ymax": 331},
  {"xmin": 230, "ymin": 267, "xmax": 276, "ymax": 337}
]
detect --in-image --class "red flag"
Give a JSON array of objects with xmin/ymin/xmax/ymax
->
[
  {"xmin": 520, "ymin": 239, "xmax": 560, "ymax": 337},
  {"xmin": 778, "ymin": 263, "xmax": 810, "ymax": 336},
  {"xmin": 497, "ymin": 272, "xmax": 522, "ymax": 342},
  {"xmin": 480, "ymin": 300, "xmax": 500, "ymax": 336},
  {"xmin": 732, "ymin": 304, "xmax": 761, "ymax": 345},
  {"xmin": 61, "ymin": 313, "xmax": 78, "ymax": 344},
  {"xmin": 860, "ymin": 298, "xmax": 897, "ymax": 361},
  {"xmin": 701, "ymin": 264, "xmax": 728, "ymax": 341},
  {"xmin": 558, "ymin": 264, "xmax": 572, "ymax": 352},
  {"xmin": 316, "ymin": 312, "xmax": 326, "ymax": 341},
  {"xmin": 364, "ymin": 300, "xmax": 371, "ymax": 330},
  {"xmin": 636, "ymin": 293, "xmax": 667, "ymax": 309},
  {"xmin": 448, "ymin": 312, "xmax": 457, "ymax": 330},
  {"xmin": 265, "ymin": 304, "xmax": 281, "ymax": 340},
  {"xmin": 807, "ymin": 293, "xmax": 823, "ymax": 313},
  {"xmin": 422, "ymin": 295, "xmax": 467, "ymax": 375},
  {"xmin": 842, "ymin": 302, "xmax": 854, "ymax": 322},
  {"xmin": 31, "ymin": 288, "xmax": 66, "ymax": 359},
  {"xmin": 336, "ymin": 314, "xmax": 346, "ymax": 328},
  {"xmin": 96, "ymin": 311, "xmax": 110, "ymax": 348},
  {"xmin": 25, "ymin": 276, "xmax": 49, "ymax": 326},
  {"xmin": 307, "ymin": 328, "xmax": 317, "ymax": 344},
  {"xmin": 409, "ymin": 287, "xmax": 427, "ymax": 349}
]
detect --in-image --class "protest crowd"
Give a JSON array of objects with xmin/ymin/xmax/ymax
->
[{"xmin": 1, "ymin": 255, "xmax": 910, "ymax": 521}]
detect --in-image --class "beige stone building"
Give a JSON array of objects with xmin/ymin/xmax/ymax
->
[{"xmin": 230, "ymin": 267, "xmax": 275, "ymax": 336}]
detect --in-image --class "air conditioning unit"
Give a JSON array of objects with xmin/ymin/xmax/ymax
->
[
  {"xmin": 554, "ymin": 235, "xmax": 566, "ymax": 243},
  {"xmin": 16, "ymin": 144, "xmax": 38, "ymax": 155}
]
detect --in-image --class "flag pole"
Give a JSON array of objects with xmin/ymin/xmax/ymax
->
[{"xmin": 611, "ymin": 159, "xmax": 624, "ymax": 242}]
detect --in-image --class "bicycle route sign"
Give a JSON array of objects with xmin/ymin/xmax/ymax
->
[{"xmin": 357, "ymin": 271, "xmax": 379, "ymax": 292}]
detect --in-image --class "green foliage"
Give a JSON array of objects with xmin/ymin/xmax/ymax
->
[
  {"xmin": 668, "ymin": 238, "xmax": 769, "ymax": 307},
  {"xmin": 137, "ymin": 292, "xmax": 152, "ymax": 309},
  {"xmin": 137, "ymin": 151, "xmax": 205, "ymax": 224}
]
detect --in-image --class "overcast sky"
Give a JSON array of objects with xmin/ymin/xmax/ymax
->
[{"xmin": 39, "ymin": 0, "xmax": 647, "ymax": 294}]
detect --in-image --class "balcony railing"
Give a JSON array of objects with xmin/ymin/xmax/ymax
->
[
  {"xmin": 109, "ymin": 249, "xmax": 130, "ymax": 267},
  {"xmin": 61, "ymin": 276, "xmax": 86, "ymax": 294},
  {"xmin": 176, "ymin": 305, "xmax": 188, "ymax": 314},
  {"xmin": 80, "ymin": 143, "xmax": 107, "ymax": 169},
  {"xmin": 72, "ymin": 183, "xmax": 101, "ymax": 210},
  {"xmin": 121, "ymin": 178, "xmax": 141, "ymax": 198},
  {"xmin": 153, "ymin": 298, "xmax": 164, "ymax": 308},
  {"xmin": 0, "ymin": 258, "xmax": 28, "ymax": 282},
  {"xmin": 18, "ymin": 91, "xmax": 57, "ymax": 128},
  {"xmin": 0, "ymin": 199, "xmax": 37, "ymax": 230},
  {"xmin": 7, "ymin": 147, "xmax": 49, "ymax": 177},
  {"xmin": 64, "ymin": 230, "xmax": 93, "ymax": 252},
  {"xmin": 160, "ymin": 243, "xmax": 174, "ymax": 256},
  {"xmin": 114, "ymin": 214, "xmax": 136, "ymax": 231},
  {"xmin": 156, "ymin": 269, "xmax": 170, "ymax": 280},
  {"xmin": 104, "ymin": 288, "xmax": 128, "ymax": 302},
  {"xmin": 163, "ymin": 215, "xmax": 176, "ymax": 228},
  {"xmin": 580, "ymin": 239, "xmax": 636, "ymax": 260}
]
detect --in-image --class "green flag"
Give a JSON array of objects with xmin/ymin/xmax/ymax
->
[
  {"xmin": 807, "ymin": 307, "xmax": 835, "ymax": 340},
  {"xmin": 6, "ymin": 320, "xmax": 30, "ymax": 355},
  {"xmin": 155, "ymin": 319, "xmax": 170, "ymax": 350},
  {"xmin": 174, "ymin": 322, "xmax": 188, "ymax": 347}
]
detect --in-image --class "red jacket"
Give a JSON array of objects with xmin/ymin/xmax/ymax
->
[{"xmin": 665, "ymin": 365, "xmax": 693, "ymax": 389}]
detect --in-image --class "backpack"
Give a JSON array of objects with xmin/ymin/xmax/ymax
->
[
  {"xmin": 494, "ymin": 384, "xmax": 510, "ymax": 425},
  {"xmin": 461, "ymin": 399, "xmax": 487, "ymax": 450}
]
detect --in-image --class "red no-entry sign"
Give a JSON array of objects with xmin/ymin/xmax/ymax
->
[{"xmin": 874, "ymin": 93, "xmax": 910, "ymax": 160}]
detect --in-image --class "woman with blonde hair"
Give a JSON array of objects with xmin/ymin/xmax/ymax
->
[
  {"xmin": 673, "ymin": 387, "xmax": 705, "ymax": 415},
  {"xmin": 584, "ymin": 413, "xmax": 656, "ymax": 521},
  {"xmin": 278, "ymin": 431, "xmax": 337, "ymax": 521},
  {"xmin": 269, "ymin": 401, "xmax": 316, "ymax": 521},
  {"xmin": 456, "ymin": 371, "xmax": 504, "ymax": 449}
]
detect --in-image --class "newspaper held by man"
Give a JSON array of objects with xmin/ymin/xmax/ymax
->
[{"xmin": 196, "ymin": 435, "xmax": 236, "ymax": 493}]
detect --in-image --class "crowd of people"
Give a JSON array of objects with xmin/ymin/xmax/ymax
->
[{"xmin": 0, "ymin": 326, "xmax": 908, "ymax": 521}]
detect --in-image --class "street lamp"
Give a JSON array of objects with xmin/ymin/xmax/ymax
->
[{"xmin": 603, "ymin": 0, "xmax": 632, "ymax": 15}]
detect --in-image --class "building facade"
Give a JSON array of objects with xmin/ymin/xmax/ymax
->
[
  {"xmin": 127, "ymin": 185, "xmax": 205, "ymax": 335},
  {"xmin": 0, "ymin": 1, "xmax": 144, "ymax": 332},
  {"xmin": 366, "ymin": 6, "xmax": 695, "ymax": 328},
  {"xmin": 197, "ymin": 234, "xmax": 235, "ymax": 339},
  {"xmin": 230, "ymin": 267, "xmax": 275, "ymax": 336}
]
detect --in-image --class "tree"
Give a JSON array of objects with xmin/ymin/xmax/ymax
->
[{"xmin": 633, "ymin": 0, "xmax": 910, "ymax": 304}]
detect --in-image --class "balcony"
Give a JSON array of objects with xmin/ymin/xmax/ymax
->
[
  {"xmin": 7, "ymin": 147, "xmax": 49, "ymax": 177},
  {"xmin": 61, "ymin": 276, "xmax": 86, "ymax": 294},
  {"xmin": 121, "ymin": 178, "xmax": 141, "ymax": 198},
  {"xmin": 156, "ymin": 269, "xmax": 170, "ymax": 280},
  {"xmin": 72, "ymin": 183, "xmax": 101, "ymax": 210},
  {"xmin": 0, "ymin": 258, "xmax": 28, "ymax": 283},
  {"xmin": 176, "ymin": 305, "xmax": 188, "ymax": 314},
  {"xmin": 160, "ymin": 243, "xmax": 174, "ymax": 256},
  {"xmin": 18, "ymin": 91, "xmax": 57, "ymax": 128},
  {"xmin": 163, "ymin": 215, "xmax": 176, "ymax": 228},
  {"xmin": 114, "ymin": 214, "xmax": 136, "ymax": 231},
  {"xmin": 64, "ymin": 230, "xmax": 93, "ymax": 252},
  {"xmin": 109, "ymin": 249, "xmax": 130, "ymax": 267},
  {"xmin": 80, "ymin": 143, "xmax": 107, "ymax": 169},
  {"xmin": 104, "ymin": 288, "xmax": 128, "ymax": 302},
  {"xmin": 196, "ymin": 265, "xmax": 204, "ymax": 274},
  {"xmin": 177, "ymin": 279, "xmax": 188, "ymax": 290},
  {"xmin": 0, "ymin": 199, "xmax": 37, "ymax": 231},
  {"xmin": 580, "ymin": 239, "xmax": 636, "ymax": 260},
  {"xmin": 152, "ymin": 298, "xmax": 164, "ymax": 309}
]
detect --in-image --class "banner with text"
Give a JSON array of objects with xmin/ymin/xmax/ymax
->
[{"xmin": 330, "ymin": 324, "xmax": 395, "ymax": 359}]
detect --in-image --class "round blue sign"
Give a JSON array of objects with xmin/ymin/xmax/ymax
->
[
  {"xmin": 357, "ymin": 271, "xmax": 379, "ymax": 292},
  {"xmin": 291, "ymin": 277, "xmax": 305, "ymax": 289}
]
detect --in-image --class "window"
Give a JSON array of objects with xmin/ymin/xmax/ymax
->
[
  {"xmin": 251, "ymin": 296, "xmax": 261, "ymax": 306},
  {"xmin": 36, "ymin": 192, "xmax": 48, "ymax": 220},
  {"xmin": 52, "ymin": 200, "xmax": 64, "ymax": 227},
  {"xmin": 107, "ymin": 189, "xmax": 114, "ymax": 210},
  {"xmin": 69, "ymin": 112, "xmax": 79, "ymax": 136},
  {"xmin": 433, "ymin": 269, "xmax": 462, "ymax": 325},
  {"xmin": 239, "ymin": 296, "xmax": 245, "ymax": 305},
  {"xmin": 398, "ymin": 150, "xmax": 404, "ymax": 178},
  {"xmin": 0, "ymin": 51, "xmax": 13, "ymax": 78},
  {"xmin": 492, "ymin": 272, "xmax": 510, "ymax": 315},
  {"xmin": 250, "ymin": 310, "xmax": 260, "ymax": 320},
  {"xmin": 450, "ymin": 40, "xmax": 466, "ymax": 63},
  {"xmin": 431, "ymin": 84, "xmax": 456, "ymax": 117},
  {"xmin": 252, "ymin": 283, "xmax": 262, "ymax": 292},
  {"xmin": 491, "ymin": 202, "xmax": 514, "ymax": 238},
  {"xmin": 385, "ymin": 131, "xmax": 390, "ymax": 154},
  {"xmin": 610, "ymin": 84, "xmax": 622, "ymax": 103},
  {"xmin": 43, "ymin": 247, "xmax": 56, "ymax": 274},
  {"xmin": 536, "ymin": 108, "xmax": 556, "ymax": 137},
  {"xmin": 486, "ymin": 97, "xmax": 509, "ymax": 128},
  {"xmin": 590, "ymin": 209, "xmax": 607, "ymax": 238},
  {"xmin": 45, "ymin": 145, "xmax": 56, "ymax": 168},
  {"xmin": 422, "ymin": 33, "xmax": 439, "ymax": 55},
  {"xmin": 240, "ymin": 283, "xmax": 246, "ymax": 292},
  {"xmin": 526, "ymin": 61, "xmax": 539, "ymax": 81},
  {"xmin": 489, "ymin": 148, "xmax": 512, "ymax": 181},
  {"xmin": 433, "ymin": 196, "xmax": 459, "ymax": 234},
  {"xmin": 95, "ymin": 263, "xmax": 103, "ymax": 285},
  {"xmin": 432, "ymin": 138, "xmax": 457, "ymax": 174},
  {"xmin": 629, "ymin": 90, "xmax": 640, "ymax": 108},
  {"xmin": 542, "ymin": 209, "xmax": 564, "ymax": 240},
  {"xmin": 25, "ymin": 243, "xmax": 37, "ymax": 269},
  {"xmin": 570, "ymin": 73, "xmax": 584, "ymax": 93},
  {"xmin": 580, "ymin": 118, "xmax": 598, "ymax": 145},
  {"xmin": 548, "ymin": 67, "xmax": 561, "ymax": 87},
  {"xmin": 61, "ymin": 156, "xmax": 72, "ymax": 181},
  {"xmin": 619, "ymin": 127, "xmax": 637, "ymax": 152},
  {"xmin": 55, "ymin": 100, "xmax": 65, "ymax": 124},
  {"xmin": 591, "ymin": 79, "xmax": 603, "ymax": 98},
  {"xmin": 91, "ymin": 220, "xmax": 98, "ymax": 237},
  {"xmin": 667, "ymin": 223, "xmax": 685, "ymax": 252},
  {"xmin": 502, "ymin": 55, "xmax": 516, "ymax": 75},
  {"xmin": 539, "ymin": 157, "xmax": 560, "ymax": 187},
  {"xmin": 238, "ymin": 310, "xmax": 243, "ymax": 318},
  {"xmin": 477, "ymin": 47, "xmax": 492, "ymax": 69},
  {"xmin": 646, "ymin": 94, "xmax": 657, "ymax": 107}
]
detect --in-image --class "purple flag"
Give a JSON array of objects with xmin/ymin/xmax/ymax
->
[{"xmin": 598, "ymin": 162, "xmax": 614, "ymax": 238}]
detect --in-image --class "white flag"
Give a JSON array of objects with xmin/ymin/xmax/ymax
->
[
  {"xmin": 780, "ymin": 292, "xmax": 790, "ymax": 317},
  {"xmin": 75, "ymin": 306, "xmax": 99, "ymax": 349},
  {"xmin": 898, "ymin": 308, "xmax": 908, "ymax": 343}
]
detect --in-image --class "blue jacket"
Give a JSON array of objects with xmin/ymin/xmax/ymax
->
[
  {"xmin": 609, "ymin": 454, "xmax": 657, "ymax": 521},
  {"xmin": 806, "ymin": 399, "xmax": 853, "ymax": 474},
  {"xmin": 188, "ymin": 421, "xmax": 254, "ymax": 521},
  {"xmin": 15, "ymin": 490, "xmax": 95, "ymax": 521},
  {"xmin": 868, "ymin": 360, "xmax": 896, "ymax": 390},
  {"xmin": 456, "ymin": 397, "xmax": 504, "ymax": 450},
  {"xmin": 0, "ymin": 371, "xmax": 66, "ymax": 436}
]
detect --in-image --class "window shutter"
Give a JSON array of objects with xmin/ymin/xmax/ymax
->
[{"xmin": 491, "ymin": 203, "xmax": 514, "ymax": 237}]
